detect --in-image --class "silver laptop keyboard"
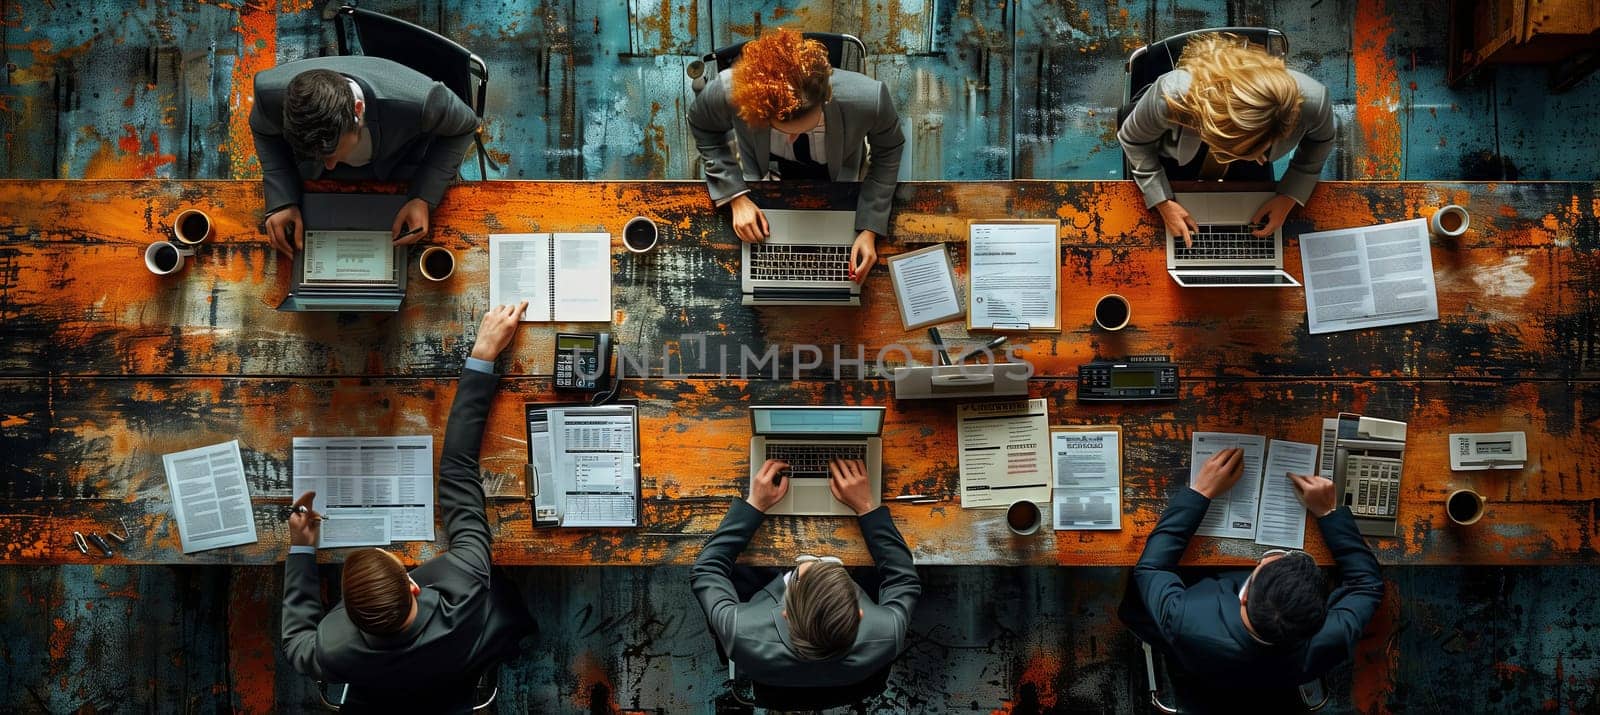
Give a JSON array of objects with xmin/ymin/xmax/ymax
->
[
  {"xmin": 766, "ymin": 443, "xmax": 867, "ymax": 476},
  {"xmin": 749, "ymin": 243, "xmax": 851, "ymax": 281},
  {"xmin": 1174, "ymin": 224, "xmax": 1276, "ymax": 261}
]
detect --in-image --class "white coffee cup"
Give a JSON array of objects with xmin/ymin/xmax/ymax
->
[
  {"xmin": 145, "ymin": 241, "xmax": 186, "ymax": 276},
  {"xmin": 623, "ymin": 216, "xmax": 659, "ymax": 253},
  {"xmin": 1431, "ymin": 205, "xmax": 1470, "ymax": 237}
]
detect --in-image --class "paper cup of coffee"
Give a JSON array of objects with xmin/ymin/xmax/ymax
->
[
  {"xmin": 419, "ymin": 246, "xmax": 455, "ymax": 281},
  {"xmin": 1446, "ymin": 489, "xmax": 1485, "ymax": 525},
  {"xmin": 1006, "ymin": 500, "xmax": 1042, "ymax": 536},
  {"xmin": 1094, "ymin": 294, "xmax": 1131, "ymax": 331},
  {"xmin": 623, "ymin": 216, "xmax": 659, "ymax": 253},
  {"xmin": 145, "ymin": 241, "xmax": 186, "ymax": 276},
  {"xmin": 173, "ymin": 208, "xmax": 213, "ymax": 249},
  {"xmin": 1430, "ymin": 205, "xmax": 1469, "ymax": 237}
]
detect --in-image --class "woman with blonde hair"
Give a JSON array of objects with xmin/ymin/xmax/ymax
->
[
  {"xmin": 1117, "ymin": 33, "xmax": 1336, "ymax": 245},
  {"xmin": 688, "ymin": 28, "xmax": 904, "ymax": 282}
]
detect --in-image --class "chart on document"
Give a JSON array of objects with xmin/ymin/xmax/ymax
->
[{"xmin": 291, "ymin": 435, "xmax": 436, "ymax": 547}]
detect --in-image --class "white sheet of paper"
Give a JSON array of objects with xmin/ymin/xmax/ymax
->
[
  {"xmin": 318, "ymin": 512, "xmax": 392, "ymax": 549},
  {"xmin": 888, "ymin": 245, "xmax": 963, "ymax": 328},
  {"xmin": 292, "ymin": 436, "xmax": 435, "ymax": 543},
  {"xmin": 957, "ymin": 398, "xmax": 1053, "ymax": 508},
  {"xmin": 549, "ymin": 405, "xmax": 639, "ymax": 527},
  {"xmin": 1190, "ymin": 432, "xmax": 1267, "ymax": 540},
  {"xmin": 162, "ymin": 440, "xmax": 258, "ymax": 554},
  {"xmin": 968, "ymin": 223, "xmax": 1058, "ymax": 329},
  {"xmin": 1299, "ymin": 218, "xmax": 1438, "ymax": 334},
  {"xmin": 552, "ymin": 232, "xmax": 612, "ymax": 321},
  {"xmin": 1051, "ymin": 430, "xmax": 1121, "ymax": 530},
  {"xmin": 303, "ymin": 231, "xmax": 394, "ymax": 282},
  {"xmin": 490, "ymin": 233, "xmax": 555, "ymax": 321},
  {"xmin": 1255, "ymin": 440, "xmax": 1319, "ymax": 549}
]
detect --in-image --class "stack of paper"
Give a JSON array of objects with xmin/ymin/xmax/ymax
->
[{"xmin": 1189, "ymin": 432, "xmax": 1319, "ymax": 549}]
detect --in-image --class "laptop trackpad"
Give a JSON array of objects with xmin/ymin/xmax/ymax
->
[{"xmin": 793, "ymin": 482, "xmax": 837, "ymax": 514}]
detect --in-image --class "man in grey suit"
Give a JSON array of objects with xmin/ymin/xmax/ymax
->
[
  {"xmin": 283, "ymin": 301, "xmax": 533, "ymax": 712},
  {"xmin": 691, "ymin": 457, "xmax": 920, "ymax": 690},
  {"xmin": 250, "ymin": 56, "xmax": 480, "ymax": 256},
  {"xmin": 688, "ymin": 28, "xmax": 903, "ymax": 283}
]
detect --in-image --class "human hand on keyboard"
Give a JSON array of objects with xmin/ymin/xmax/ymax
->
[
  {"xmin": 849, "ymin": 230, "xmax": 877, "ymax": 283},
  {"xmin": 748, "ymin": 459, "xmax": 790, "ymax": 512},
  {"xmin": 1289, "ymin": 473, "xmax": 1337, "ymax": 518},
  {"xmin": 1250, "ymin": 194, "xmax": 1297, "ymax": 237},
  {"xmin": 828, "ymin": 458, "xmax": 874, "ymax": 516},
  {"xmin": 730, "ymin": 195, "xmax": 770, "ymax": 243},
  {"xmin": 1157, "ymin": 199, "xmax": 1198, "ymax": 247}
]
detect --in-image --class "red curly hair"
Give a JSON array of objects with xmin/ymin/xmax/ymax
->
[{"xmin": 731, "ymin": 28, "xmax": 833, "ymax": 127}]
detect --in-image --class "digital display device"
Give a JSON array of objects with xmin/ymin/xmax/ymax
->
[
  {"xmin": 1078, "ymin": 356, "xmax": 1179, "ymax": 402},
  {"xmin": 752, "ymin": 407, "xmax": 884, "ymax": 436}
]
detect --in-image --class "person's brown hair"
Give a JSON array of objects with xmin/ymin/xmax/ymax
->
[
  {"xmin": 730, "ymin": 28, "xmax": 833, "ymax": 128},
  {"xmin": 283, "ymin": 68, "xmax": 357, "ymax": 161},
  {"xmin": 341, "ymin": 548, "xmax": 412, "ymax": 635},
  {"xmin": 784, "ymin": 562, "xmax": 860, "ymax": 660}
]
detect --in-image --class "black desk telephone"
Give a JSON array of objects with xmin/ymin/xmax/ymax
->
[{"xmin": 553, "ymin": 332, "xmax": 612, "ymax": 391}]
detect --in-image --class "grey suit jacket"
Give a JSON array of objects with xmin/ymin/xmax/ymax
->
[
  {"xmin": 1118, "ymin": 68, "xmax": 1336, "ymax": 209},
  {"xmin": 250, "ymin": 56, "xmax": 479, "ymax": 213},
  {"xmin": 280, "ymin": 366, "xmax": 532, "ymax": 690},
  {"xmin": 688, "ymin": 68, "xmax": 905, "ymax": 237},
  {"xmin": 1128, "ymin": 488, "xmax": 1385, "ymax": 685},
  {"xmin": 690, "ymin": 499, "xmax": 920, "ymax": 687}
]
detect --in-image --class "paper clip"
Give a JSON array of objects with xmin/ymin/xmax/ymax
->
[
  {"xmin": 106, "ymin": 517, "xmax": 131, "ymax": 544},
  {"xmin": 72, "ymin": 531, "xmax": 90, "ymax": 555}
]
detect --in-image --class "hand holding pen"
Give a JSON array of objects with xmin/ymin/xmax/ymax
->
[{"xmin": 288, "ymin": 491, "xmax": 323, "ymax": 547}]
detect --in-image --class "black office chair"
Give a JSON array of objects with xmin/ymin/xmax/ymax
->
[
  {"xmin": 727, "ymin": 662, "xmax": 893, "ymax": 710},
  {"xmin": 315, "ymin": 666, "xmax": 499, "ymax": 712},
  {"xmin": 331, "ymin": 5, "xmax": 495, "ymax": 180},
  {"xmin": 688, "ymin": 32, "xmax": 868, "ymax": 95},
  {"xmin": 1139, "ymin": 641, "xmax": 1329, "ymax": 714},
  {"xmin": 1119, "ymin": 28, "xmax": 1288, "ymax": 180}
]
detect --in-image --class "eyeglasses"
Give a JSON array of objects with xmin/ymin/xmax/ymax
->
[{"xmin": 795, "ymin": 554, "xmax": 843, "ymax": 566}]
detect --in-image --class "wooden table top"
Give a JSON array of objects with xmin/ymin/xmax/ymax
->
[{"xmin": 2, "ymin": 179, "xmax": 1595, "ymax": 566}]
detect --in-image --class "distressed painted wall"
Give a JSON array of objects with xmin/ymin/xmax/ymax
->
[{"xmin": 1, "ymin": 0, "xmax": 1595, "ymax": 182}]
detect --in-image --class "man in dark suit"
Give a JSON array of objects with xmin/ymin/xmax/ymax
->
[
  {"xmin": 691, "ymin": 457, "xmax": 920, "ymax": 689},
  {"xmin": 250, "ymin": 56, "xmax": 480, "ymax": 255},
  {"xmin": 1120, "ymin": 447, "xmax": 1385, "ymax": 694},
  {"xmin": 688, "ymin": 28, "xmax": 903, "ymax": 283},
  {"xmin": 283, "ymin": 301, "xmax": 533, "ymax": 712}
]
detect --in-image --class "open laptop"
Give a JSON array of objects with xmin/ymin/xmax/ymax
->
[
  {"xmin": 277, "ymin": 193, "xmax": 411, "ymax": 312},
  {"xmin": 740, "ymin": 209, "xmax": 862, "ymax": 306},
  {"xmin": 1165, "ymin": 191, "xmax": 1300, "ymax": 288},
  {"xmin": 749, "ymin": 406, "xmax": 884, "ymax": 516}
]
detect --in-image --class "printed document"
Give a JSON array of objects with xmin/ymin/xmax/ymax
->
[
  {"xmin": 1190, "ymin": 432, "xmax": 1267, "ymax": 540},
  {"xmin": 490, "ymin": 233, "xmax": 612, "ymax": 322},
  {"xmin": 887, "ymin": 244, "xmax": 964, "ymax": 329},
  {"xmin": 292, "ymin": 436, "xmax": 435, "ymax": 547},
  {"xmin": 163, "ymin": 440, "xmax": 258, "ymax": 553},
  {"xmin": 968, "ymin": 222, "xmax": 1059, "ymax": 330},
  {"xmin": 526, "ymin": 404, "xmax": 641, "ymax": 527},
  {"xmin": 1299, "ymin": 218, "xmax": 1438, "ymax": 334},
  {"xmin": 1051, "ymin": 429, "xmax": 1121, "ymax": 530},
  {"xmin": 303, "ymin": 230, "xmax": 395, "ymax": 283},
  {"xmin": 957, "ymin": 399, "xmax": 1052, "ymax": 508},
  {"xmin": 1255, "ymin": 440, "xmax": 1319, "ymax": 549}
]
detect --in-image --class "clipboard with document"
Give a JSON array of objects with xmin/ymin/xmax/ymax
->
[
  {"xmin": 966, "ymin": 219, "xmax": 1061, "ymax": 332},
  {"xmin": 524, "ymin": 401, "xmax": 642, "ymax": 528}
]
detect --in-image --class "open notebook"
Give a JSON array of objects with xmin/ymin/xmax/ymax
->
[{"xmin": 490, "ymin": 233, "xmax": 612, "ymax": 322}]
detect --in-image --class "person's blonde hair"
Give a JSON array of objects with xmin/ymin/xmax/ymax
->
[{"xmin": 1164, "ymin": 33, "xmax": 1302, "ymax": 162}]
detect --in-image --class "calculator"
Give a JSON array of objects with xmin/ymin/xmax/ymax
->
[{"xmin": 1343, "ymin": 454, "xmax": 1402, "ymax": 517}]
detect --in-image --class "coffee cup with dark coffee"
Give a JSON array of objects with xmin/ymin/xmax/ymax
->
[
  {"xmin": 1094, "ymin": 294, "xmax": 1131, "ymax": 331},
  {"xmin": 623, "ymin": 216, "xmax": 659, "ymax": 254},
  {"xmin": 420, "ymin": 246, "xmax": 455, "ymax": 282},
  {"xmin": 173, "ymin": 209, "xmax": 213, "ymax": 249},
  {"xmin": 1006, "ymin": 500, "xmax": 1042, "ymax": 536},
  {"xmin": 145, "ymin": 241, "xmax": 186, "ymax": 276},
  {"xmin": 1446, "ymin": 488, "xmax": 1485, "ymax": 525},
  {"xmin": 1430, "ymin": 205, "xmax": 1469, "ymax": 237}
]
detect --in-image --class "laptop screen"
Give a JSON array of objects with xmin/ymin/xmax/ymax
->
[{"xmin": 751, "ymin": 407, "xmax": 884, "ymax": 436}]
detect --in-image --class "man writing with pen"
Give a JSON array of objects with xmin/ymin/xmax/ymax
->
[
  {"xmin": 249, "ymin": 57, "xmax": 481, "ymax": 255},
  {"xmin": 281, "ymin": 302, "xmax": 534, "ymax": 712}
]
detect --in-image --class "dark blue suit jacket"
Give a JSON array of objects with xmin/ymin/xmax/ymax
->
[{"xmin": 1127, "ymin": 487, "xmax": 1385, "ymax": 684}]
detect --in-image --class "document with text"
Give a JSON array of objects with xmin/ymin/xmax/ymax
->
[
  {"xmin": 1299, "ymin": 218, "xmax": 1438, "ymax": 334},
  {"xmin": 1191, "ymin": 432, "xmax": 1267, "ymax": 540},
  {"xmin": 526, "ymin": 403, "xmax": 641, "ymax": 527},
  {"xmin": 490, "ymin": 233, "xmax": 612, "ymax": 322},
  {"xmin": 957, "ymin": 398, "xmax": 1052, "ymax": 508},
  {"xmin": 1051, "ymin": 428, "xmax": 1121, "ymax": 530},
  {"xmin": 303, "ymin": 230, "xmax": 395, "ymax": 284},
  {"xmin": 887, "ymin": 244, "xmax": 964, "ymax": 329},
  {"xmin": 1191, "ymin": 433, "xmax": 1321, "ymax": 546},
  {"xmin": 967, "ymin": 222, "xmax": 1059, "ymax": 330},
  {"xmin": 162, "ymin": 440, "xmax": 259, "ymax": 554},
  {"xmin": 292, "ymin": 435, "xmax": 435, "ymax": 547},
  {"xmin": 1255, "ymin": 440, "xmax": 1319, "ymax": 549}
]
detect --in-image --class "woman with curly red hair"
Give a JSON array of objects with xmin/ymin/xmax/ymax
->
[{"xmin": 688, "ymin": 28, "xmax": 903, "ymax": 283}]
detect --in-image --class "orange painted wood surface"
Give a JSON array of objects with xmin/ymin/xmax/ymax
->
[{"xmin": 2, "ymin": 180, "xmax": 1597, "ymax": 566}]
